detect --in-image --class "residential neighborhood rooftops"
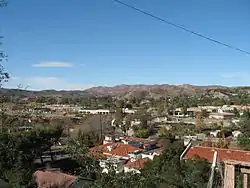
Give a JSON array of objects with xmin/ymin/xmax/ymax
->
[
  {"xmin": 90, "ymin": 142, "xmax": 145, "ymax": 157},
  {"xmin": 184, "ymin": 146, "xmax": 250, "ymax": 163},
  {"xmin": 124, "ymin": 157, "xmax": 152, "ymax": 169}
]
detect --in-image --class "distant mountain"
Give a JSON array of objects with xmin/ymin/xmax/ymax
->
[
  {"xmin": 1, "ymin": 84, "xmax": 250, "ymax": 99},
  {"xmin": 0, "ymin": 88, "xmax": 89, "ymax": 98},
  {"xmin": 84, "ymin": 84, "xmax": 231, "ymax": 98}
]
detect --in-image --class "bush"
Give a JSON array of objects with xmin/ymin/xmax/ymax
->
[{"xmin": 135, "ymin": 129, "xmax": 150, "ymax": 138}]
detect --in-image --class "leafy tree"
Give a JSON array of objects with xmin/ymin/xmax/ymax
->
[
  {"xmin": 76, "ymin": 130, "xmax": 99, "ymax": 147},
  {"xmin": 0, "ymin": 1, "xmax": 9, "ymax": 87},
  {"xmin": 114, "ymin": 100, "xmax": 124, "ymax": 126},
  {"xmin": 0, "ymin": 125, "xmax": 63, "ymax": 187},
  {"xmin": 140, "ymin": 140, "xmax": 211, "ymax": 188},
  {"xmin": 195, "ymin": 112, "xmax": 204, "ymax": 130},
  {"xmin": 158, "ymin": 127, "xmax": 175, "ymax": 142},
  {"xmin": 64, "ymin": 137, "xmax": 100, "ymax": 179},
  {"xmin": 134, "ymin": 128, "xmax": 150, "ymax": 138},
  {"xmin": 238, "ymin": 110, "xmax": 250, "ymax": 150},
  {"xmin": 201, "ymin": 109, "xmax": 209, "ymax": 118},
  {"xmin": 233, "ymin": 107, "xmax": 240, "ymax": 118}
]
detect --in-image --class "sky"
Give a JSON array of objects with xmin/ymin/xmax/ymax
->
[{"xmin": 1, "ymin": 0, "xmax": 250, "ymax": 90}]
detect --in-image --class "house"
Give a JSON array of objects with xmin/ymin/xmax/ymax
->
[
  {"xmin": 90, "ymin": 142, "xmax": 144, "ymax": 159},
  {"xmin": 187, "ymin": 107, "xmax": 201, "ymax": 117},
  {"xmin": 209, "ymin": 112, "xmax": 234, "ymax": 120},
  {"xmin": 182, "ymin": 146, "xmax": 250, "ymax": 188},
  {"xmin": 124, "ymin": 157, "xmax": 152, "ymax": 174},
  {"xmin": 183, "ymin": 146, "xmax": 250, "ymax": 163},
  {"xmin": 199, "ymin": 106, "xmax": 220, "ymax": 112},
  {"xmin": 221, "ymin": 105, "xmax": 234, "ymax": 111},
  {"xmin": 152, "ymin": 117, "xmax": 168, "ymax": 123},
  {"xmin": 174, "ymin": 108, "xmax": 184, "ymax": 117},
  {"xmin": 123, "ymin": 108, "xmax": 137, "ymax": 114},
  {"xmin": 33, "ymin": 108, "xmax": 52, "ymax": 113},
  {"xmin": 99, "ymin": 157, "xmax": 127, "ymax": 173},
  {"xmin": 210, "ymin": 130, "xmax": 221, "ymax": 137},
  {"xmin": 79, "ymin": 109, "xmax": 110, "ymax": 115},
  {"xmin": 232, "ymin": 131, "xmax": 242, "ymax": 138},
  {"xmin": 141, "ymin": 148, "xmax": 163, "ymax": 160}
]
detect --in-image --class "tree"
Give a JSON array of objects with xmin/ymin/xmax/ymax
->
[
  {"xmin": 233, "ymin": 107, "xmax": 240, "ymax": 118},
  {"xmin": 0, "ymin": 125, "xmax": 63, "ymax": 187},
  {"xmin": 114, "ymin": 100, "xmax": 124, "ymax": 127},
  {"xmin": 139, "ymin": 140, "xmax": 211, "ymax": 188},
  {"xmin": 158, "ymin": 127, "xmax": 175, "ymax": 142},
  {"xmin": 64, "ymin": 137, "xmax": 100, "ymax": 179},
  {"xmin": 134, "ymin": 129, "xmax": 150, "ymax": 138},
  {"xmin": 238, "ymin": 111, "xmax": 250, "ymax": 150},
  {"xmin": 0, "ymin": 1, "xmax": 9, "ymax": 87},
  {"xmin": 195, "ymin": 112, "xmax": 204, "ymax": 130}
]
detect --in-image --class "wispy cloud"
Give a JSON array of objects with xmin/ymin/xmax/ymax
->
[
  {"xmin": 32, "ymin": 61, "xmax": 73, "ymax": 68},
  {"xmin": 4, "ymin": 76, "xmax": 93, "ymax": 91},
  {"xmin": 219, "ymin": 72, "xmax": 250, "ymax": 80}
]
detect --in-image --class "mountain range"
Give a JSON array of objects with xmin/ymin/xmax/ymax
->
[{"xmin": 1, "ymin": 84, "xmax": 250, "ymax": 100}]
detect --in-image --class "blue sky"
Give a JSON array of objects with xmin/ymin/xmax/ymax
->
[{"xmin": 1, "ymin": 0, "xmax": 250, "ymax": 90}]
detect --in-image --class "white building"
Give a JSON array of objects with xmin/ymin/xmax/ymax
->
[
  {"xmin": 123, "ymin": 108, "xmax": 136, "ymax": 114},
  {"xmin": 99, "ymin": 158, "xmax": 126, "ymax": 174},
  {"xmin": 79, "ymin": 109, "xmax": 110, "ymax": 114},
  {"xmin": 124, "ymin": 157, "xmax": 152, "ymax": 174}
]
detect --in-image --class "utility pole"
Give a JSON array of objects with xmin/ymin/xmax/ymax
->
[
  {"xmin": 99, "ymin": 114, "xmax": 103, "ymax": 141},
  {"xmin": 207, "ymin": 151, "xmax": 218, "ymax": 188}
]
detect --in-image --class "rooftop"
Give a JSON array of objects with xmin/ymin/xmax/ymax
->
[
  {"xmin": 124, "ymin": 157, "xmax": 152, "ymax": 169},
  {"xmin": 90, "ymin": 142, "xmax": 145, "ymax": 157},
  {"xmin": 184, "ymin": 146, "xmax": 250, "ymax": 163}
]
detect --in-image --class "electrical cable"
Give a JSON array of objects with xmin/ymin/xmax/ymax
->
[{"xmin": 112, "ymin": 0, "xmax": 250, "ymax": 56}]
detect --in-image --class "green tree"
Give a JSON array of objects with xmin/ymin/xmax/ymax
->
[
  {"xmin": 114, "ymin": 100, "xmax": 124, "ymax": 126},
  {"xmin": 233, "ymin": 107, "xmax": 240, "ymax": 118},
  {"xmin": 65, "ymin": 137, "xmax": 100, "ymax": 179},
  {"xmin": 195, "ymin": 112, "xmax": 204, "ymax": 130},
  {"xmin": 0, "ymin": 125, "xmax": 62, "ymax": 187},
  {"xmin": 0, "ymin": 0, "xmax": 9, "ymax": 87},
  {"xmin": 238, "ymin": 110, "xmax": 250, "ymax": 150},
  {"xmin": 135, "ymin": 128, "xmax": 150, "ymax": 138}
]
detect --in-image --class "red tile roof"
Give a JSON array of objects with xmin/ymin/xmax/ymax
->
[
  {"xmin": 124, "ymin": 157, "xmax": 152, "ymax": 169},
  {"xmin": 88, "ymin": 151, "xmax": 108, "ymax": 159},
  {"xmin": 90, "ymin": 143, "xmax": 144, "ymax": 157},
  {"xmin": 184, "ymin": 146, "xmax": 250, "ymax": 163},
  {"xmin": 120, "ymin": 136, "xmax": 152, "ymax": 142}
]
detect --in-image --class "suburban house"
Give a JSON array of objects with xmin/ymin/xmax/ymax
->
[
  {"xmin": 199, "ymin": 106, "xmax": 220, "ymax": 112},
  {"xmin": 209, "ymin": 112, "xmax": 234, "ymax": 120},
  {"xmin": 174, "ymin": 108, "xmax": 184, "ymax": 117},
  {"xmin": 99, "ymin": 157, "xmax": 127, "ymax": 173},
  {"xmin": 124, "ymin": 157, "xmax": 152, "ymax": 174},
  {"xmin": 182, "ymin": 146, "xmax": 250, "ymax": 188},
  {"xmin": 90, "ymin": 135, "xmax": 163, "ymax": 174},
  {"xmin": 122, "ymin": 108, "xmax": 137, "ymax": 114},
  {"xmin": 187, "ymin": 107, "xmax": 201, "ymax": 117},
  {"xmin": 141, "ymin": 148, "xmax": 163, "ymax": 160},
  {"xmin": 79, "ymin": 109, "xmax": 111, "ymax": 115},
  {"xmin": 90, "ymin": 142, "xmax": 145, "ymax": 160}
]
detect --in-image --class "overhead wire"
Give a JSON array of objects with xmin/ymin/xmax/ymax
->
[{"xmin": 112, "ymin": 0, "xmax": 250, "ymax": 56}]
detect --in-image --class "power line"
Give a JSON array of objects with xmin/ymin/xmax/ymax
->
[{"xmin": 112, "ymin": 0, "xmax": 250, "ymax": 56}]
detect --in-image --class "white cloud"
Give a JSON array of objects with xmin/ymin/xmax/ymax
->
[
  {"xmin": 32, "ymin": 61, "xmax": 73, "ymax": 68},
  {"xmin": 219, "ymin": 72, "xmax": 250, "ymax": 80},
  {"xmin": 4, "ymin": 76, "xmax": 93, "ymax": 91}
]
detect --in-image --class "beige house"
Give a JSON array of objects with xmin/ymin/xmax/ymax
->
[{"xmin": 209, "ymin": 112, "xmax": 234, "ymax": 120}]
